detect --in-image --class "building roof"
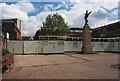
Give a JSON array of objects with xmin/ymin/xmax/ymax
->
[
  {"xmin": 69, "ymin": 27, "xmax": 93, "ymax": 30},
  {"xmin": 92, "ymin": 21, "xmax": 120, "ymax": 37},
  {"xmin": 2, "ymin": 18, "xmax": 22, "ymax": 22},
  {"xmin": 69, "ymin": 28, "xmax": 83, "ymax": 30}
]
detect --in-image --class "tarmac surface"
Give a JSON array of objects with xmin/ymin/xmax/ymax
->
[{"xmin": 2, "ymin": 53, "xmax": 119, "ymax": 79}]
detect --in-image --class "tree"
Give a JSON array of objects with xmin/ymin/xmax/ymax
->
[{"xmin": 41, "ymin": 13, "xmax": 69, "ymax": 35}]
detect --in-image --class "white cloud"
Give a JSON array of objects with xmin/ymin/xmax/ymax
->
[
  {"xmin": 92, "ymin": 7, "xmax": 110, "ymax": 20},
  {"xmin": 36, "ymin": 1, "xmax": 118, "ymax": 29},
  {"xmin": 0, "ymin": 1, "xmax": 118, "ymax": 36},
  {"xmin": 15, "ymin": 1, "xmax": 35, "ymax": 13},
  {"xmin": 0, "ymin": 2, "xmax": 37, "ymax": 36},
  {"xmin": 71, "ymin": 0, "xmax": 119, "ymax": 2},
  {"xmin": 100, "ymin": 2, "xmax": 118, "ymax": 10},
  {"xmin": 36, "ymin": 11, "xmax": 56, "ymax": 22},
  {"xmin": 0, "ymin": 3, "xmax": 28, "ymax": 20},
  {"xmin": 58, "ymin": 2, "xmax": 118, "ymax": 28},
  {"xmin": 23, "ymin": 16, "xmax": 40, "ymax": 36}
]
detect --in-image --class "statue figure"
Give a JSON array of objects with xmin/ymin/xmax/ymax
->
[{"xmin": 84, "ymin": 10, "xmax": 92, "ymax": 24}]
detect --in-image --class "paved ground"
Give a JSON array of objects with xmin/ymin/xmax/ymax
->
[{"xmin": 2, "ymin": 53, "xmax": 119, "ymax": 79}]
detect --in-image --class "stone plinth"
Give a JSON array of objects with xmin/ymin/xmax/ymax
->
[{"xmin": 82, "ymin": 24, "xmax": 93, "ymax": 54}]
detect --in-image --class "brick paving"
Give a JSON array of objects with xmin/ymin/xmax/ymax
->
[{"xmin": 2, "ymin": 53, "xmax": 119, "ymax": 79}]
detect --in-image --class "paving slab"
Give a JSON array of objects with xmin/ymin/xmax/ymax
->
[{"xmin": 2, "ymin": 53, "xmax": 119, "ymax": 79}]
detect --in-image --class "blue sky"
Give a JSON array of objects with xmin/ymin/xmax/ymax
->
[
  {"xmin": 0, "ymin": 0, "xmax": 119, "ymax": 36},
  {"xmin": 28, "ymin": 2, "xmax": 74, "ymax": 16}
]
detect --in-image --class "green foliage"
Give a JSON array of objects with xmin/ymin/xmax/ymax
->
[
  {"xmin": 1, "ymin": 49, "xmax": 9, "ymax": 56},
  {"xmin": 41, "ymin": 13, "xmax": 69, "ymax": 35}
]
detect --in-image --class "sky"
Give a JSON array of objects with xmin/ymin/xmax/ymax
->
[{"xmin": 0, "ymin": 0, "xmax": 119, "ymax": 36}]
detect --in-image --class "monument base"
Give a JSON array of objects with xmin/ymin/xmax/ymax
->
[
  {"xmin": 82, "ymin": 24, "xmax": 94, "ymax": 54},
  {"xmin": 81, "ymin": 47, "xmax": 95, "ymax": 54}
]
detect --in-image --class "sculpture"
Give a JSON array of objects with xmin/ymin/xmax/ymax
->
[
  {"xmin": 82, "ymin": 10, "xmax": 93, "ymax": 54},
  {"xmin": 84, "ymin": 10, "xmax": 92, "ymax": 24}
]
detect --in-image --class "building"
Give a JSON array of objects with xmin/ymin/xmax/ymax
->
[
  {"xmin": 22, "ymin": 36, "xmax": 34, "ymax": 40},
  {"xmin": 34, "ymin": 27, "xmax": 93, "ymax": 40},
  {"xmin": 2, "ymin": 18, "xmax": 22, "ymax": 48},
  {"xmin": 34, "ymin": 29, "xmax": 69, "ymax": 40},
  {"xmin": 34, "ymin": 21, "xmax": 120, "ymax": 39},
  {"xmin": 5, "ymin": 21, "xmax": 120, "ymax": 54},
  {"xmin": 34, "ymin": 29, "xmax": 46, "ymax": 40},
  {"xmin": 69, "ymin": 28, "xmax": 93, "ymax": 37},
  {"xmin": 2, "ymin": 18, "xmax": 22, "ymax": 40},
  {"xmin": 69, "ymin": 28, "xmax": 83, "ymax": 37},
  {"xmin": 92, "ymin": 21, "xmax": 120, "ymax": 38}
]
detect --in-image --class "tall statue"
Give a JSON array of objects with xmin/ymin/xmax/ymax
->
[
  {"xmin": 84, "ymin": 10, "xmax": 92, "ymax": 24},
  {"xmin": 82, "ymin": 10, "xmax": 93, "ymax": 54}
]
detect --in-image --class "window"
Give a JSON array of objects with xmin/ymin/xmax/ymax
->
[
  {"xmin": 100, "ymin": 39, "xmax": 104, "ymax": 42},
  {"xmin": 66, "ymin": 38, "xmax": 72, "ymax": 41},
  {"xmin": 95, "ymin": 39, "xmax": 99, "ymax": 42},
  {"xmin": 116, "ymin": 39, "xmax": 119, "ymax": 42},
  {"xmin": 78, "ymin": 38, "xmax": 82, "ymax": 41},
  {"xmin": 104, "ymin": 39, "xmax": 107, "ymax": 42},
  {"xmin": 73, "ymin": 38, "xmax": 78, "ymax": 41},
  {"xmin": 91, "ymin": 39, "xmax": 94, "ymax": 41}
]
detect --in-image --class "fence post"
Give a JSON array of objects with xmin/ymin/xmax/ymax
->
[
  {"xmin": 23, "ymin": 41, "xmax": 24, "ymax": 54},
  {"xmin": 11, "ymin": 42, "xmax": 15, "ymax": 61},
  {"xmin": 36, "ymin": 47, "xmax": 38, "ymax": 55},
  {"xmin": 42, "ymin": 41, "xmax": 43, "ymax": 55},
  {"xmin": 37, "ymin": 41, "xmax": 39, "ymax": 55}
]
